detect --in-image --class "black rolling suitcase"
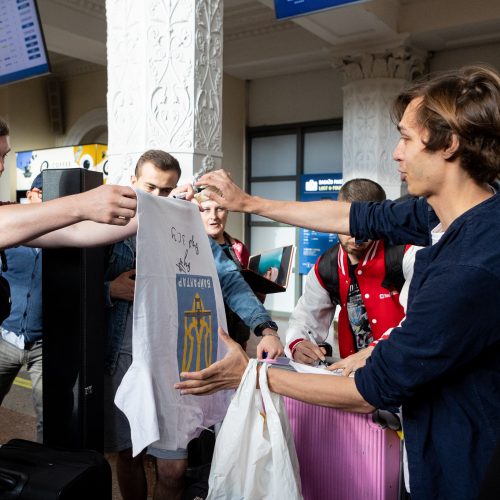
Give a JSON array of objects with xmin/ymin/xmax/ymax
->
[{"xmin": 0, "ymin": 439, "xmax": 111, "ymax": 499}]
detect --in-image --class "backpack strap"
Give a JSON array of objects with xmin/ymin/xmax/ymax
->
[
  {"xmin": 317, "ymin": 241, "xmax": 406, "ymax": 305},
  {"xmin": 381, "ymin": 244, "xmax": 406, "ymax": 293},
  {"xmin": 315, "ymin": 243, "xmax": 341, "ymax": 305}
]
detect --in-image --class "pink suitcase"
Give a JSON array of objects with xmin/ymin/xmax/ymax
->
[{"xmin": 284, "ymin": 398, "xmax": 401, "ymax": 500}]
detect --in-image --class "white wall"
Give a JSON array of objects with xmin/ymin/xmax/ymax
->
[
  {"xmin": 221, "ymin": 74, "xmax": 247, "ymax": 242},
  {"xmin": 429, "ymin": 41, "xmax": 500, "ymax": 72},
  {"xmin": 0, "ymin": 78, "xmax": 55, "ymax": 201},
  {"xmin": 62, "ymin": 69, "xmax": 107, "ymax": 135},
  {"xmin": 248, "ymin": 68, "xmax": 344, "ymax": 127}
]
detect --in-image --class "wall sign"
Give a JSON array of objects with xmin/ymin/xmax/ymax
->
[{"xmin": 299, "ymin": 173, "xmax": 343, "ymax": 274}]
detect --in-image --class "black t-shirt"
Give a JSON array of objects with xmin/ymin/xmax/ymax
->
[{"xmin": 346, "ymin": 262, "xmax": 373, "ymax": 351}]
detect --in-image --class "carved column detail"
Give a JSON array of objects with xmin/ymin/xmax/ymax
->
[
  {"xmin": 342, "ymin": 78, "xmax": 405, "ymax": 199},
  {"xmin": 338, "ymin": 47, "xmax": 428, "ymax": 199},
  {"xmin": 106, "ymin": 0, "xmax": 223, "ymax": 185},
  {"xmin": 339, "ymin": 47, "xmax": 427, "ymax": 83}
]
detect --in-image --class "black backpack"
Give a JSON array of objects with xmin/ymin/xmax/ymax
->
[
  {"xmin": 0, "ymin": 251, "xmax": 11, "ymax": 324},
  {"xmin": 316, "ymin": 242, "xmax": 406, "ymax": 305}
]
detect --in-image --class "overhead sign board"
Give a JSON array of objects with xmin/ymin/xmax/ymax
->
[
  {"xmin": 274, "ymin": 0, "xmax": 368, "ymax": 20},
  {"xmin": 0, "ymin": 0, "xmax": 50, "ymax": 86}
]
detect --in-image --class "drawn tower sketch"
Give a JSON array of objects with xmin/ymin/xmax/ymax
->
[
  {"xmin": 182, "ymin": 293, "xmax": 213, "ymax": 372},
  {"xmin": 177, "ymin": 275, "xmax": 218, "ymax": 375}
]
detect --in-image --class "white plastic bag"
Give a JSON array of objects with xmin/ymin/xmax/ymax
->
[{"xmin": 207, "ymin": 359, "xmax": 302, "ymax": 500}]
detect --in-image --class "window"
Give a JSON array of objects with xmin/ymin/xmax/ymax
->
[{"xmin": 247, "ymin": 119, "xmax": 342, "ymax": 314}]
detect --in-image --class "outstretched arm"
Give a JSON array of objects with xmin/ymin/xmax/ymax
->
[
  {"xmin": 175, "ymin": 328, "xmax": 373, "ymax": 413},
  {"xmin": 30, "ymin": 218, "xmax": 138, "ymax": 248},
  {"xmin": 197, "ymin": 170, "xmax": 352, "ymax": 235},
  {"xmin": 6, "ymin": 185, "xmax": 136, "ymax": 249}
]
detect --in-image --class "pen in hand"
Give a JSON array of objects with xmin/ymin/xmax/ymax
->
[{"xmin": 304, "ymin": 330, "xmax": 328, "ymax": 366}]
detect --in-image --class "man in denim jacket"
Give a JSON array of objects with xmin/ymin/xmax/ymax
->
[{"xmin": 104, "ymin": 150, "xmax": 283, "ymax": 500}]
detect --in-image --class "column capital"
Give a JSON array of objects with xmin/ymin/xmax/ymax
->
[{"xmin": 335, "ymin": 46, "xmax": 428, "ymax": 83}]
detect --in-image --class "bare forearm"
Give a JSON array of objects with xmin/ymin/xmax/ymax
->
[
  {"xmin": 1, "ymin": 184, "xmax": 136, "ymax": 249},
  {"xmin": 28, "ymin": 218, "xmax": 137, "ymax": 248},
  {"xmin": 245, "ymin": 197, "xmax": 352, "ymax": 234},
  {"xmin": 267, "ymin": 369, "xmax": 374, "ymax": 413},
  {"xmin": 197, "ymin": 169, "xmax": 352, "ymax": 234},
  {"xmin": 0, "ymin": 195, "xmax": 87, "ymax": 249}
]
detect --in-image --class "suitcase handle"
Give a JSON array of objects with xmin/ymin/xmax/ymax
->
[{"xmin": 0, "ymin": 467, "xmax": 27, "ymax": 497}]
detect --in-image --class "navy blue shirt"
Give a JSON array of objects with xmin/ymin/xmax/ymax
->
[
  {"xmin": 351, "ymin": 194, "xmax": 500, "ymax": 500},
  {"xmin": 1, "ymin": 247, "xmax": 42, "ymax": 343}
]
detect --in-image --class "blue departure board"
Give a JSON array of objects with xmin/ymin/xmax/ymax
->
[{"xmin": 0, "ymin": 0, "xmax": 50, "ymax": 86}]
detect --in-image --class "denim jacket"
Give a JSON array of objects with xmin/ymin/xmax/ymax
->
[
  {"xmin": 1, "ymin": 247, "xmax": 42, "ymax": 343},
  {"xmin": 104, "ymin": 236, "xmax": 272, "ymax": 374}
]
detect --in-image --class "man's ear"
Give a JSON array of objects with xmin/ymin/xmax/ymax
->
[
  {"xmin": 131, "ymin": 175, "xmax": 137, "ymax": 186},
  {"xmin": 443, "ymin": 133, "xmax": 460, "ymax": 160}
]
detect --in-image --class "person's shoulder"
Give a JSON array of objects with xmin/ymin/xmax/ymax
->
[
  {"xmin": 450, "ymin": 195, "xmax": 500, "ymax": 269},
  {"xmin": 464, "ymin": 193, "xmax": 500, "ymax": 226}
]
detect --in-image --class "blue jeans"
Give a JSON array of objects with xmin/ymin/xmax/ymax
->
[{"xmin": 0, "ymin": 336, "xmax": 43, "ymax": 442}]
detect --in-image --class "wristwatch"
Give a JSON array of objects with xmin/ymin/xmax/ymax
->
[{"xmin": 254, "ymin": 320, "xmax": 279, "ymax": 337}]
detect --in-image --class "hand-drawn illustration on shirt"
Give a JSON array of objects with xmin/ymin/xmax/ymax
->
[
  {"xmin": 177, "ymin": 275, "xmax": 218, "ymax": 375},
  {"xmin": 114, "ymin": 190, "xmax": 230, "ymax": 457}
]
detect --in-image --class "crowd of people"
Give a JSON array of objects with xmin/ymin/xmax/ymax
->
[{"xmin": 0, "ymin": 62, "xmax": 499, "ymax": 500}]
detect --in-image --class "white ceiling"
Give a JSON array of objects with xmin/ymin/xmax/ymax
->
[{"xmin": 38, "ymin": 0, "xmax": 500, "ymax": 79}]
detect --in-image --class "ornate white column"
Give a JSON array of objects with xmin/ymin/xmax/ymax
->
[
  {"xmin": 339, "ymin": 48, "xmax": 427, "ymax": 199},
  {"xmin": 106, "ymin": 0, "xmax": 223, "ymax": 185}
]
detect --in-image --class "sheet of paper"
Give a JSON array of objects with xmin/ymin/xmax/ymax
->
[
  {"xmin": 115, "ymin": 191, "xmax": 231, "ymax": 456},
  {"xmin": 289, "ymin": 360, "xmax": 335, "ymax": 375}
]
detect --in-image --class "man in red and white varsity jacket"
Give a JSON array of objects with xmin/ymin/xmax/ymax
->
[{"xmin": 285, "ymin": 179, "xmax": 406, "ymax": 370}]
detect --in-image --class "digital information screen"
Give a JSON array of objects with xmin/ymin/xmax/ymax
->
[
  {"xmin": 0, "ymin": 0, "xmax": 50, "ymax": 86},
  {"xmin": 298, "ymin": 173, "xmax": 343, "ymax": 275},
  {"xmin": 274, "ymin": 0, "xmax": 367, "ymax": 20}
]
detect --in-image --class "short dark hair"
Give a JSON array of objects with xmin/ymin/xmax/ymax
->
[
  {"xmin": 0, "ymin": 117, "xmax": 9, "ymax": 137},
  {"xmin": 392, "ymin": 65, "xmax": 500, "ymax": 184},
  {"xmin": 135, "ymin": 149, "xmax": 181, "ymax": 179},
  {"xmin": 338, "ymin": 178, "xmax": 386, "ymax": 203}
]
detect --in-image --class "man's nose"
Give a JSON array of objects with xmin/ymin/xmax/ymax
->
[{"xmin": 393, "ymin": 141, "xmax": 403, "ymax": 161}]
